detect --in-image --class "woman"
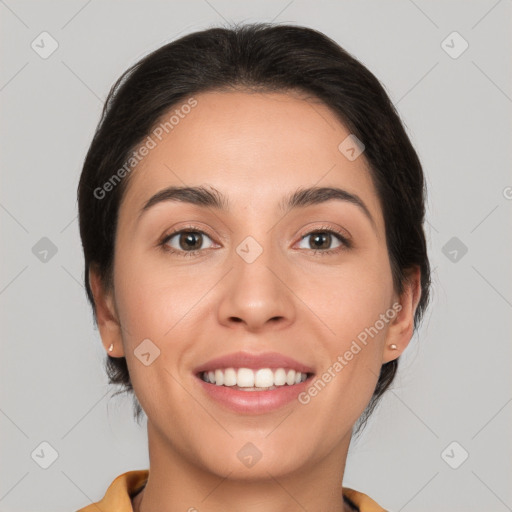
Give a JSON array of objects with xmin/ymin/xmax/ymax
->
[{"xmin": 76, "ymin": 22, "xmax": 430, "ymax": 512}]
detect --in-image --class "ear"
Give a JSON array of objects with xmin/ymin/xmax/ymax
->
[
  {"xmin": 382, "ymin": 266, "xmax": 422, "ymax": 364},
  {"xmin": 88, "ymin": 264, "xmax": 125, "ymax": 357}
]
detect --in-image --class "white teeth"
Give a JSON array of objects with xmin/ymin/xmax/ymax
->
[
  {"xmin": 237, "ymin": 368, "xmax": 254, "ymax": 387},
  {"xmin": 255, "ymin": 368, "xmax": 274, "ymax": 387},
  {"xmin": 200, "ymin": 367, "xmax": 310, "ymax": 388},
  {"xmin": 223, "ymin": 367, "xmax": 237, "ymax": 386},
  {"xmin": 274, "ymin": 368, "xmax": 286, "ymax": 386},
  {"xmin": 214, "ymin": 369, "xmax": 224, "ymax": 386}
]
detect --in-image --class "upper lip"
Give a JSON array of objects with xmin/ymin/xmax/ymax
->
[{"xmin": 194, "ymin": 351, "xmax": 315, "ymax": 375}]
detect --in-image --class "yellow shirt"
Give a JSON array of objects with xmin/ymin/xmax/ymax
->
[{"xmin": 76, "ymin": 470, "xmax": 387, "ymax": 511}]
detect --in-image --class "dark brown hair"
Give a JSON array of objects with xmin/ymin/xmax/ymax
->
[{"xmin": 77, "ymin": 22, "xmax": 431, "ymax": 437}]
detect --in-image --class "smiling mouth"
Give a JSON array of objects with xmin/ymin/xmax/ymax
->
[{"xmin": 197, "ymin": 367, "xmax": 314, "ymax": 391}]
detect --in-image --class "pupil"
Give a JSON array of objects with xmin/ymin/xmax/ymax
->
[
  {"xmin": 312, "ymin": 232, "xmax": 329, "ymax": 249},
  {"xmin": 181, "ymin": 232, "xmax": 201, "ymax": 250}
]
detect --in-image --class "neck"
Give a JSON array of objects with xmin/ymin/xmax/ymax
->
[{"xmin": 132, "ymin": 421, "xmax": 354, "ymax": 512}]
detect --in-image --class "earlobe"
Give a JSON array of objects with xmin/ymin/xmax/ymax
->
[
  {"xmin": 88, "ymin": 265, "xmax": 125, "ymax": 357},
  {"xmin": 382, "ymin": 266, "xmax": 422, "ymax": 364}
]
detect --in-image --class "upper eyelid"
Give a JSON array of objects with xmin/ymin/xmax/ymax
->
[{"xmin": 297, "ymin": 223, "xmax": 350, "ymax": 240}]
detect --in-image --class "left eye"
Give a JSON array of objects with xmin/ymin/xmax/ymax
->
[{"xmin": 297, "ymin": 230, "xmax": 345, "ymax": 251}]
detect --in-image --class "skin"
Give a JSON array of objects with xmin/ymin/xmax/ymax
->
[{"xmin": 89, "ymin": 90, "xmax": 421, "ymax": 512}]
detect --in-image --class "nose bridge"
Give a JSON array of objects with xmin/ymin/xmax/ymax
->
[
  {"xmin": 231, "ymin": 205, "xmax": 279, "ymax": 272},
  {"xmin": 233, "ymin": 230, "xmax": 281, "ymax": 297}
]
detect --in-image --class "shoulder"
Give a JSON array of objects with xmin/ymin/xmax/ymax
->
[
  {"xmin": 75, "ymin": 470, "xmax": 149, "ymax": 512},
  {"xmin": 343, "ymin": 486, "xmax": 389, "ymax": 512}
]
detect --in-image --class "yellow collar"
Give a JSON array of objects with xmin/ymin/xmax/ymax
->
[{"xmin": 76, "ymin": 469, "xmax": 387, "ymax": 512}]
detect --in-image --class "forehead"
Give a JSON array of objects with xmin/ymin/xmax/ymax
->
[{"xmin": 119, "ymin": 90, "xmax": 384, "ymax": 232}]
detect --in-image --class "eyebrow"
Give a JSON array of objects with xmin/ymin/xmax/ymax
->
[{"xmin": 137, "ymin": 184, "xmax": 377, "ymax": 231}]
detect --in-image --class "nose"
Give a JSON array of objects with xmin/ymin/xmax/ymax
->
[{"xmin": 216, "ymin": 240, "xmax": 296, "ymax": 333}]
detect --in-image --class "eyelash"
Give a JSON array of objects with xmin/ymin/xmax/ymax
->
[{"xmin": 158, "ymin": 224, "xmax": 352, "ymax": 258}]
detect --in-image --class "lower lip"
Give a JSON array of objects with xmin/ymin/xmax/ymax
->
[{"xmin": 195, "ymin": 374, "xmax": 313, "ymax": 414}]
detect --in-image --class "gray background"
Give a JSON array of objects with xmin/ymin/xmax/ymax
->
[{"xmin": 1, "ymin": 1, "xmax": 511, "ymax": 511}]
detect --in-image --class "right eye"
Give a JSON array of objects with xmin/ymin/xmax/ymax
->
[{"xmin": 160, "ymin": 227, "xmax": 217, "ymax": 257}]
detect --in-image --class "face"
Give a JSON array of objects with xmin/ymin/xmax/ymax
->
[{"xmin": 91, "ymin": 90, "xmax": 419, "ymax": 480}]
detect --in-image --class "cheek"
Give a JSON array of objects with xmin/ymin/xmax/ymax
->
[
  {"xmin": 112, "ymin": 252, "xmax": 192, "ymax": 415},
  {"xmin": 112, "ymin": 250, "xmax": 214, "ymax": 406},
  {"xmin": 309, "ymin": 250, "xmax": 394, "ymax": 406},
  {"xmin": 317, "ymin": 254, "xmax": 395, "ymax": 337},
  {"xmin": 113, "ymin": 247, "xmax": 200, "ymax": 340}
]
